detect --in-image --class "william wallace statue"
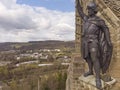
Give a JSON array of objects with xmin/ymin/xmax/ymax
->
[{"xmin": 76, "ymin": 0, "xmax": 113, "ymax": 89}]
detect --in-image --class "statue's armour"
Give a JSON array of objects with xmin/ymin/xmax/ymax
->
[
  {"xmin": 81, "ymin": 16, "xmax": 106, "ymax": 58},
  {"xmin": 82, "ymin": 16, "xmax": 106, "ymax": 39}
]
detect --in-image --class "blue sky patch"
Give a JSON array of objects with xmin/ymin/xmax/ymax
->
[{"xmin": 17, "ymin": 0, "xmax": 75, "ymax": 12}]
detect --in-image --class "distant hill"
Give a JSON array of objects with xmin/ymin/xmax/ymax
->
[{"xmin": 0, "ymin": 40, "xmax": 75, "ymax": 51}]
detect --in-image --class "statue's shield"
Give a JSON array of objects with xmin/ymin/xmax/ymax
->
[{"xmin": 99, "ymin": 32, "xmax": 113, "ymax": 74}]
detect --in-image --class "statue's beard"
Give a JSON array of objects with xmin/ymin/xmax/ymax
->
[
  {"xmin": 88, "ymin": 10, "xmax": 97, "ymax": 17},
  {"xmin": 88, "ymin": 13, "xmax": 96, "ymax": 17}
]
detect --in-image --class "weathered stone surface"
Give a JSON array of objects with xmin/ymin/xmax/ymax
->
[
  {"xmin": 66, "ymin": 53, "xmax": 85, "ymax": 90},
  {"xmin": 79, "ymin": 75, "xmax": 116, "ymax": 90}
]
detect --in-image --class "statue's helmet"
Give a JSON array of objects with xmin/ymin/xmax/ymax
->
[
  {"xmin": 87, "ymin": 1, "xmax": 97, "ymax": 9},
  {"xmin": 87, "ymin": 1, "xmax": 98, "ymax": 13}
]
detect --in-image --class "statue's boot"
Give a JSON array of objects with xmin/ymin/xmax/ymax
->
[
  {"xmin": 96, "ymin": 79, "xmax": 102, "ymax": 89},
  {"xmin": 84, "ymin": 71, "xmax": 93, "ymax": 77}
]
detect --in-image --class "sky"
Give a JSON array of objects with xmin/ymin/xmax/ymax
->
[{"xmin": 0, "ymin": 0, "xmax": 75, "ymax": 42}]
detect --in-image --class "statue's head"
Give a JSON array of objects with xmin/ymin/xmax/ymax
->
[{"xmin": 87, "ymin": 1, "xmax": 98, "ymax": 16}]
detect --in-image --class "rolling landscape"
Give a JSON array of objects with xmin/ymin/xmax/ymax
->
[
  {"xmin": 0, "ymin": 40, "xmax": 75, "ymax": 90},
  {"xmin": 0, "ymin": 40, "xmax": 75, "ymax": 51}
]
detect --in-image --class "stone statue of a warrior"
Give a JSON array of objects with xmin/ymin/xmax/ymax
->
[{"xmin": 76, "ymin": 0, "xmax": 113, "ymax": 89}]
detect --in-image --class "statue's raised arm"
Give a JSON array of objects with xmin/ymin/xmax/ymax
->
[{"xmin": 76, "ymin": 0, "xmax": 86, "ymax": 21}]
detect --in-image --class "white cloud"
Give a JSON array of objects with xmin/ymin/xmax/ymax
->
[{"xmin": 0, "ymin": 0, "xmax": 75, "ymax": 42}]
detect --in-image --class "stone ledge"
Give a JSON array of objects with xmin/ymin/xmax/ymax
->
[{"xmin": 78, "ymin": 75, "xmax": 116, "ymax": 90}]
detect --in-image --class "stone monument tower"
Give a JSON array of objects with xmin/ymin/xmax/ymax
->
[{"xmin": 66, "ymin": 0, "xmax": 120, "ymax": 90}]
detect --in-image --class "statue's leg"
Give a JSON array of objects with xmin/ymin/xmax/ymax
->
[
  {"xmin": 90, "ymin": 47, "xmax": 102, "ymax": 89},
  {"xmin": 84, "ymin": 55, "xmax": 93, "ymax": 77}
]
